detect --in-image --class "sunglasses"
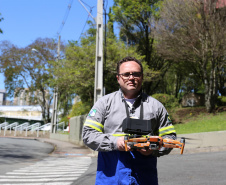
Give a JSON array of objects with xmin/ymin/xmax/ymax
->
[{"xmin": 118, "ymin": 72, "xmax": 142, "ymax": 79}]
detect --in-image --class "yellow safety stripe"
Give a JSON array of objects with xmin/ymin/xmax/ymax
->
[
  {"xmin": 159, "ymin": 125, "xmax": 176, "ymax": 137},
  {"xmin": 85, "ymin": 119, "xmax": 104, "ymax": 128},
  {"xmin": 84, "ymin": 119, "xmax": 103, "ymax": 132},
  {"xmin": 84, "ymin": 124, "xmax": 103, "ymax": 132},
  {"xmin": 111, "ymin": 134, "xmax": 148, "ymax": 137},
  {"xmin": 112, "ymin": 134, "xmax": 127, "ymax": 136}
]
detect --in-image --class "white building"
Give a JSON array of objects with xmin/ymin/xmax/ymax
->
[
  {"xmin": 0, "ymin": 89, "xmax": 6, "ymax": 105},
  {"xmin": 0, "ymin": 105, "xmax": 44, "ymax": 121}
]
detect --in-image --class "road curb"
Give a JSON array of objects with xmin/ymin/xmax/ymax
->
[{"xmin": 36, "ymin": 138, "xmax": 57, "ymax": 155}]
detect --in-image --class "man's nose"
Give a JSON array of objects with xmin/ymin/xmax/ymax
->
[{"xmin": 128, "ymin": 74, "xmax": 135, "ymax": 79}]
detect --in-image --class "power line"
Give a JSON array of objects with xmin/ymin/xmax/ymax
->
[
  {"xmin": 56, "ymin": 0, "xmax": 74, "ymax": 37},
  {"xmin": 80, "ymin": 0, "xmax": 92, "ymax": 8},
  {"xmin": 78, "ymin": 7, "xmax": 94, "ymax": 41},
  {"xmin": 104, "ymin": 0, "xmax": 108, "ymax": 11},
  {"xmin": 78, "ymin": 0, "xmax": 95, "ymax": 21},
  {"xmin": 77, "ymin": 0, "xmax": 95, "ymax": 42}
]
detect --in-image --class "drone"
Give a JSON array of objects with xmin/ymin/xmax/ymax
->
[{"xmin": 122, "ymin": 117, "xmax": 185, "ymax": 154}]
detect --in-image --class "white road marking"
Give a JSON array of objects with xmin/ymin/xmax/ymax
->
[
  {"xmin": 13, "ymin": 168, "xmax": 88, "ymax": 172},
  {"xmin": 0, "ymin": 182, "xmax": 73, "ymax": 185},
  {"xmin": 7, "ymin": 171, "xmax": 86, "ymax": 175},
  {"xmin": 2, "ymin": 156, "xmax": 92, "ymax": 185},
  {"xmin": 0, "ymin": 174, "xmax": 80, "ymax": 178},
  {"xmin": 0, "ymin": 178, "xmax": 78, "ymax": 182}
]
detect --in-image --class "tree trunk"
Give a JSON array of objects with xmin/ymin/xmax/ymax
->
[
  {"xmin": 205, "ymin": 60, "xmax": 217, "ymax": 113},
  {"xmin": 174, "ymin": 74, "xmax": 178, "ymax": 98},
  {"xmin": 41, "ymin": 89, "xmax": 47, "ymax": 123},
  {"xmin": 145, "ymin": 24, "xmax": 150, "ymax": 64}
]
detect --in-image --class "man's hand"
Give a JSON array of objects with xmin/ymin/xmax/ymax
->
[
  {"xmin": 117, "ymin": 137, "xmax": 152, "ymax": 154},
  {"xmin": 137, "ymin": 148, "xmax": 153, "ymax": 156},
  {"xmin": 117, "ymin": 136, "xmax": 131, "ymax": 151}
]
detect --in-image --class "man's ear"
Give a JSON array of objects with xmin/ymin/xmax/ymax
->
[{"xmin": 116, "ymin": 75, "xmax": 119, "ymax": 82}]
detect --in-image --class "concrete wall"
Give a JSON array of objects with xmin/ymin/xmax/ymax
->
[
  {"xmin": 50, "ymin": 133, "xmax": 69, "ymax": 142},
  {"xmin": 68, "ymin": 114, "xmax": 87, "ymax": 146},
  {"xmin": 50, "ymin": 114, "xmax": 87, "ymax": 146}
]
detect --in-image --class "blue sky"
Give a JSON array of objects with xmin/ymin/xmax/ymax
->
[{"xmin": 0, "ymin": 0, "xmax": 114, "ymax": 92}]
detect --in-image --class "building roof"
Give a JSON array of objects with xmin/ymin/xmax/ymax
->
[
  {"xmin": 0, "ymin": 89, "xmax": 6, "ymax": 93},
  {"xmin": 0, "ymin": 105, "xmax": 45, "ymax": 112},
  {"xmin": 0, "ymin": 105, "xmax": 55, "ymax": 121}
]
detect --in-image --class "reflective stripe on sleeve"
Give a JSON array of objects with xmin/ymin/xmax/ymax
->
[
  {"xmin": 111, "ymin": 134, "xmax": 127, "ymax": 136},
  {"xmin": 159, "ymin": 125, "xmax": 176, "ymax": 137},
  {"xmin": 84, "ymin": 119, "xmax": 103, "ymax": 132},
  {"xmin": 111, "ymin": 134, "xmax": 148, "ymax": 137}
]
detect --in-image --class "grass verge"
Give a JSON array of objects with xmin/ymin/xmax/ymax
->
[{"xmin": 174, "ymin": 111, "xmax": 226, "ymax": 134}]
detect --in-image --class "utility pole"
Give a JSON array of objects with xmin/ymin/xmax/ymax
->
[
  {"xmin": 103, "ymin": 0, "xmax": 107, "ymax": 96},
  {"xmin": 51, "ymin": 35, "xmax": 60, "ymax": 133},
  {"xmin": 94, "ymin": 0, "xmax": 104, "ymax": 103}
]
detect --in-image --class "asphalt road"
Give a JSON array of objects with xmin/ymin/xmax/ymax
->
[
  {"xmin": 158, "ymin": 151, "xmax": 226, "ymax": 185},
  {"xmin": 0, "ymin": 137, "xmax": 92, "ymax": 185},
  {"xmin": 0, "ymin": 137, "xmax": 54, "ymax": 175},
  {"xmin": 1, "ymin": 137, "xmax": 226, "ymax": 185},
  {"xmin": 75, "ymin": 151, "xmax": 226, "ymax": 185},
  {"xmin": 72, "ymin": 157, "xmax": 97, "ymax": 185}
]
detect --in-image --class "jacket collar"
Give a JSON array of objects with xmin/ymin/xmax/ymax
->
[{"xmin": 119, "ymin": 88, "xmax": 148, "ymax": 103}]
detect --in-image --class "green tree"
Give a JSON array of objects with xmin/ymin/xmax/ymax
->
[
  {"xmin": 53, "ymin": 21, "xmax": 97, "ymax": 107},
  {"xmin": 218, "ymin": 65, "xmax": 226, "ymax": 96},
  {"xmin": 0, "ymin": 38, "xmax": 62, "ymax": 123},
  {"xmin": 154, "ymin": 0, "xmax": 226, "ymax": 112},
  {"xmin": 53, "ymin": 21, "xmax": 149, "ymax": 110},
  {"xmin": 112, "ymin": 0, "xmax": 169, "ymax": 94},
  {"xmin": 162, "ymin": 61, "xmax": 203, "ymax": 98},
  {"xmin": 69, "ymin": 101, "xmax": 90, "ymax": 117}
]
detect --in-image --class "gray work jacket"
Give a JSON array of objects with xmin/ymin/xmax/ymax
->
[{"xmin": 82, "ymin": 89, "xmax": 176, "ymax": 154}]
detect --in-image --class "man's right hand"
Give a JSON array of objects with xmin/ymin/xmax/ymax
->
[{"xmin": 117, "ymin": 136, "xmax": 131, "ymax": 151}]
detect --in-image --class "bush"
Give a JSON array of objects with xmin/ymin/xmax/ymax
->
[
  {"xmin": 0, "ymin": 117, "xmax": 5, "ymax": 123},
  {"xmin": 69, "ymin": 101, "xmax": 91, "ymax": 117},
  {"xmin": 151, "ymin": 93, "xmax": 179, "ymax": 109},
  {"xmin": 217, "ymin": 96, "xmax": 226, "ymax": 106},
  {"xmin": 59, "ymin": 116, "xmax": 70, "ymax": 127}
]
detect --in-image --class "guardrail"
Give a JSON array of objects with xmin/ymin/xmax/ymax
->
[
  {"xmin": 4, "ymin": 122, "xmax": 19, "ymax": 136},
  {"xmin": 0, "ymin": 120, "xmax": 68, "ymax": 138},
  {"xmin": 25, "ymin": 122, "xmax": 41, "ymax": 136},
  {"xmin": 56, "ymin": 121, "xmax": 65, "ymax": 133},
  {"xmin": 35, "ymin": 123, "xmax": 51, "ymax": 137},
  {"xmin": 0, "ymin": 122, "xmax": 8, "ymax": 133},
  {"xmin": 14, "ymin": 122, "xmax": 30, "ymax": 136}
]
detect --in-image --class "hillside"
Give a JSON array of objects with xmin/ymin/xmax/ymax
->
[
  {"xmin": 171, "ymin": 106, "xmax": 226, "ymax": 134},
  {"xmin": 171, "ymin": 106, "xmax": 226, "ymax": 124}
]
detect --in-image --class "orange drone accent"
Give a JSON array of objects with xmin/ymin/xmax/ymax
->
[{"xmin": 124, "ymin": 136, "xmax": 185, "ymax": 155}]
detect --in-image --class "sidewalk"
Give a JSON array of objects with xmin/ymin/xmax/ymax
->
[
  {"xmin": 172, "ymin": 130, "xmax": 226, "ymax": 154},
  {"xmin": 36, "ymin": 137, "xmax": 96, "ymax": 157},
  {"xmin": 36, "ymin": 130, "xmax": 226, "ymax": 156}
]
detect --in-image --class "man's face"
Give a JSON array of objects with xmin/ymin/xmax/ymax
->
[{"xmin": 117, "ymin": 61, "xmax": 143, "ymax": 98}]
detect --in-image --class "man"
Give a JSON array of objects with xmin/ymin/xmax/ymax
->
[{"xmin": 82, "ymin": 56, "xmax": 176, "ymax": 185}]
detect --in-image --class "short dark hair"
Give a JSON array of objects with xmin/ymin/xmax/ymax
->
[{"xmin": 116, "ymin": 56, "xmax": 143, "ymax": 74}]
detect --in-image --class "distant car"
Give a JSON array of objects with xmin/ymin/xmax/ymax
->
[
  {"xmin": 41, "ymin": 125, "xmax": 51, "ymax": 131},
  {"xmin": 64, "ymin": 126, "xmax": 69, "ymax": 132}
]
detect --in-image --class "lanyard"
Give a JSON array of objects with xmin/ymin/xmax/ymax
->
[{"xmin": 122, "ymin": 94, "xmax": 154, "ymax": 136}]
